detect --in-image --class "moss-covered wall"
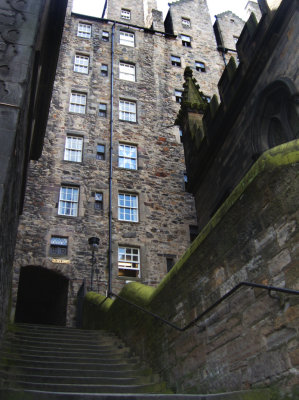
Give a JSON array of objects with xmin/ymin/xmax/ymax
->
[{"xmin": 83, "ymin": 141, "xmax": 299, "ymax": 398}]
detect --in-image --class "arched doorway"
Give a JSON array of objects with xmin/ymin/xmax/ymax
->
[{"xmin": 15, "ymin": 266, "xmax": 69, "ymax": 326}]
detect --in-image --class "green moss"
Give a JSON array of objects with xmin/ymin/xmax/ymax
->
[{"xmin": 120, "ymin": 282, "xmax": 155, "ymax": 306}]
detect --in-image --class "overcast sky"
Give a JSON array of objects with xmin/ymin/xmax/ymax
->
[{"xmin": 72, "ymin": 0, "xmax": 250, "ymax": 21}]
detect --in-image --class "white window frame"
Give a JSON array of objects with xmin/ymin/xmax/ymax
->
[
  {"xmin": 171, "ymin": 55, "xmax": 181, "ymax": 67},
  {"xmin": 118, "ymin": 144, "xmax": 137, "ymax": 170},
  {"xmin": 121, "ymin": 9, "xmax": 131, "ymax": 20},
  {"xmin": 118, "ymin": 193, "xmax": 138, "ymax": 222},
  {"xmin": 69, "ymin": 92, "xmax": 86, "ymax": 114},
  {"xmin": 74, "ymin": 54, "xmax": 89, "ymax": 74},
  {"xmin": 119, "ymin": 100, "xmax": 136, "ymax": 122},
  {"xmin": 118, "ymin": 247, "xmax": 140, "ymax": 278},
  {"xmin": 77, "ymin": 22, "xmax": 91, "ymax": 38},
  {"xmin": 120, "ymin": 31, "xmax": 134, "ymax": 47},
  {"xmin": 181, "ymin": 18, "xmax": 191, "ymax": 28},
  {"xmin": 64, "ymin": 135, "xmax": 83, "ymax": 162},
  {"xmin": 181, "ymin": 34, "xmax": 191, "ymax": 47},
  {"xmin": 119, "ymin": 62, "xmax": 135, "ymax": 82},
  {"xmin": 58, "ymin": 186, "xmax": 79, "ymax": 217}
]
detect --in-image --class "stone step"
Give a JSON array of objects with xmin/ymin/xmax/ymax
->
[
  {"xmin": 0, "ymin": 364, "xmax": 153, "ymax": 379},
  {"xmin": 0, "ymin": 388, "xmax": 271, "ymax": 400},
  {"xmin": 0, "ymin": 371, "xmax": 157, "ymax": 385},
  {"xmin": 3, "ymin": 338, "xmax": 125, "ymax": 352},
  {"xmin": 2, "ymin": 381, "xmax": 166, "ymax": 394},
  {"xmin": 13, "ymin": 324, "xmax": 113, "ymax": 338},
  {"xmin": 1, "ymin": 351, "xmax": 139, "ymax": 364},
  {"xmin": 0, "ymin": 358, "xmax": 143, "ymax": 371},
  {"xmin": 6, "ymin": 332, "xmax": 121, "ymax": 346},
  {"xmin": 1, "ymin": 343, "xmax": 131, "ymax": 358}
]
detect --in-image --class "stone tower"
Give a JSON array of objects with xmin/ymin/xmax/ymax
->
[{"xmin": 12, "ymin": 0, "xmax": 224, "ymax": 325}]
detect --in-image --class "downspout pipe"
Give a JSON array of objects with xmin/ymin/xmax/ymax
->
[{"xmin": 108, "ymin": 22, "xmax": 115, "ymax": 297}]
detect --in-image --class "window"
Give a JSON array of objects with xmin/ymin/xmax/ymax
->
[
  {"xmin": 64, "ymin": 135, "xmax": 83, "ymax": 162},
  {"xmin": 181, "ymin": 17, "xmax": 191, "ymax": 27},
  {"xmin": 96, "ymin": 144, "xmax": 105, "ymax": 160},
  {"xmin": 119, "ymin": 100, "xmax": 136, "ymax": 122},
  {"xmin": 195, "ymin": 61, "xmax": 206, "ymax": 72},
  {"xmin": 202, "ymin": 95, "xmax": 211, "ymax": 103},
  {"xmin": 99, "ymin": 103, "xmax": 107, "ymax": 117},
  {"xmin": 120, "ymin": 31, "xmax": 134, "ymax": 47},
  {"xmin": 181, "ymin": 34, "xmax": 191, "ymax": 47},
  {"xmin": 94, "ymin": 192, "xmax": 103, "ymax": 211},
  {"xmin": 121, "ymin": 9, "xmax": 131, "ymax": 19},
  {"xmin": 77, "ymin": 22, "xmax": 91, "ymax": 38},
  {"xmin": 166, "ymin": 258, "xmax": 175, "ymax": 272},
  {"xmin": 50, "ymin": 237, "xmax": 68, "ymax": 256},
  {"xmin": 179, "ymin": 128, "xmax": 183, "ymax": 142},
  {"xmin": 101, "ymin": 64, "xmax": 108, "ymax": 77},
  {"xmin": 58, "ymin": 186, "xmax": 79, "ymax": 217},
  {"xmin": 233, "ymin": 36, "xmax": 239, "ymax": 44},
  {"xmin": 118, "ymin": 193, "xmax": 138, "ymax": 222},
  {"xmin": 118, "ymin": 247, "xmax": 140, "ymax": 278},
  {"xmin": 171, "ymin": 55, "xmax": 181, "ymax": 67},
  {"xmin": 184, "ymin": 173, "xmax": 188, "ymax": 190},
  {"xmin": 69, "ymin": 92, "xmax": 86, "ymax": 114},
  {"xmin": 102, "ymin": 31, "xmax": 109, "ymax": 41},
  {"xmin": 118, "ymin": 144, "xmax": 137, "ymax": 170},
  {"xmin": 175, "ymin": 90, "xmax": 183, "ymax": 103},
  {"xmin": 74, "ymin": 54, "xmax": 89, "ymax": 74},
  {"xmin": 119, "ymin": 62, "xmax": 135, "ymax": 82},
  {"xmin": 189, "ymin": 225, "xmax": 198, "ymax": 243}
]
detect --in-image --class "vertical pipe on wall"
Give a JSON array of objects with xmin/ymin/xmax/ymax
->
[{"xmin": 108, "ymin": 22, "xmax": 115, "ymax": 297}]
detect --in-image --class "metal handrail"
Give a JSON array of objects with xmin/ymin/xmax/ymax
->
[{"xmin": 110, "ymin": 282, "xmax": 299, "ymax": 332}]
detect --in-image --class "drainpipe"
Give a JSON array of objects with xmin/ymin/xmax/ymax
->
[{"xmin": 108, "ymin": 22, "xmax": 115, "ymax": 297}]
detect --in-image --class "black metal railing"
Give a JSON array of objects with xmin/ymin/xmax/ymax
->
[
  {"xmin": 76, "ymin": 279, "xmax": 87, "ymax": 328},
  {"xmin": 110, "ymin": 282, "xmax": 299, "ymax": 332}
]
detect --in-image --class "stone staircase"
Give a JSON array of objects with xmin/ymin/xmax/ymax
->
[{"xmin": 0, "ymin": 324, "xmax": 270, "ymax": 400}]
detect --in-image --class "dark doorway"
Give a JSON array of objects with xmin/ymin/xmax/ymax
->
[{"xmin": 15, "ymin": 266, "xmax": 69, "ymax": 326}]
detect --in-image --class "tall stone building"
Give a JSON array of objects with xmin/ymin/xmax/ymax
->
[{"xmin": 12, "ymin": 0, "xmax": 228, "ymax": 325}]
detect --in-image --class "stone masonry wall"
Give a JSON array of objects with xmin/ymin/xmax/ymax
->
[
  {"xmin": 0, "ymin": 0, "xmax": 46, "ymax": 340},
  {"xmin": 12, "ymin": 0, "xmax": 223, "ymax": 325},
  {"xmin": 83, "ymin": 143, "xmax": 299, "ymax": 397}
]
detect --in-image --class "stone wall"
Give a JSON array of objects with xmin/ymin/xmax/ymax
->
[
  {"xmin": 183, "ymin": 0, "xmax": 298, "ymax": 230},
  {"xmin": 83, "ymin": 141, "xmax": 299, "ymax": 398},
  {"xmin": 0, "ymin": 0, "xmax": 67, "ymax": 340}
]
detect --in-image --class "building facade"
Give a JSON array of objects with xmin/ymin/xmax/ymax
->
[{"xmin": 11, "ymin": 0, "xmax": 228, "ymax": 325}]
